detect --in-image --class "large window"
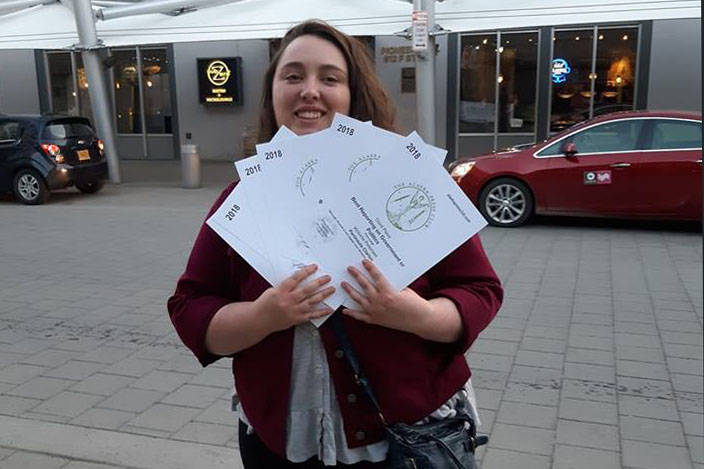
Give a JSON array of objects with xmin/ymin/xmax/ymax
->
[
  {"xmin": 459, "ymin": 31, "xmax": 538, "ymax": 135},
  {"xmin": 113, "ymin": 49, "xmax": 142, "ymax": 134},
  {"xmin": 550, "ymin": 29, "xmax": 595, "ymax": 132},
  {"xmin": 141, "ymin": 48, "xmax": 172, "ymax": 134},
  {"xmin": 459, "ymin": 34, "xmax": 497, "ymax": 133},
  {"xmin": 112, "ymin": 47, "xmax": 172, "ymax": 135},
  {"xmin": 47, "ymin": 52, "xmax": 78, "ymax": 115},
  {"xmin": 75, "ymin": 55, "xmax": 93, "ymax": 122},
  {"xmin": 593, "ymin": 27, "xmax": 638, "ymax": 117},
  {"xmin": 550, "ymin": 26, "xmax": 638, "ymax": 133},
  {"xmin": 47, "ymin": 52, "xmax": 93, "ymax": 121},
  {"xmin": 499, "ymin": 32, "xmax": 538, "ymax": 134}
]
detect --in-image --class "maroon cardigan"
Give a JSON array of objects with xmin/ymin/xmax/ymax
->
[{"xmin": 168, "ymin": 182, "xmax": 503, "ymax": 457}]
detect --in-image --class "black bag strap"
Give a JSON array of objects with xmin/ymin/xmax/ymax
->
[{"xmin": 329, "ymin": 310, "xmax": 387, "ymax": 424}]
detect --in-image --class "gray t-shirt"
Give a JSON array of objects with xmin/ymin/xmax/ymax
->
[{"xmin": 238, "ymin": 322, "xmax": 479, "ymax": 466}]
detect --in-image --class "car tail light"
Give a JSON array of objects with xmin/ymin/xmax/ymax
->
[
  {"xmin": 41, "ymin": 143, "xmax": 65, "ymax": 163},
  {"xmin": 97, "ymin": 139, "xmax": 104, "ymax": 152},
  {"xmin": 450, "ymin": 161, "xmax": 476, "ymax": 180}
]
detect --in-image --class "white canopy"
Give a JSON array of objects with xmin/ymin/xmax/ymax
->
[
  {"xmin": 0, "ymin": 3, "xmax": 79, "ymax": 49},
  {"xmin": 0, "ymin": 0, "xmax": 412, "ymax": 49},
  {"xmin": 436, "ymin": 0, "xmax": 701, "ymax": 32},
  {"xmin": 0, "ymin": 0, "xmax": 700, "ymax": 49},
  {"xmin": 97, "ymin": 0, "xmax": 411, "ymax": 46}
]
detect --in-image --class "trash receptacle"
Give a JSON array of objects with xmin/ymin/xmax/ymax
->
[{"xmin": 181, "ymin": 143, "xmax": 201, "ymax": 189}]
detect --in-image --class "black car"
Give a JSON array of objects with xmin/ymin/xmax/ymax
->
[{"xmin": 0, "ymin": 114, "xmax": 108, "ymax": 204}]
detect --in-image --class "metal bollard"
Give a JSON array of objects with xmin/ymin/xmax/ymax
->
[{"xmin": 181, "ymin": 143, "xmax": 201, "ymax": 189}]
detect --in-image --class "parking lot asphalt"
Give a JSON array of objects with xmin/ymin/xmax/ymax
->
[{"xmin": 0, "ymin": 161, "xmax": 702, "ymax": 469}]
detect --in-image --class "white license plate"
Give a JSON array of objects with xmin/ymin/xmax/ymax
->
[{"xmin": 77, "ymin": 149, "xmax": 90, "ymax": 161}]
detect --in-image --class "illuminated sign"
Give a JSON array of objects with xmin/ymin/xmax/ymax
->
[
  {"xmin": 198, "ymin": 57, "xmax": 242, "ymax": 105},
  {"xmin": 551, "ymin": 58, "xmax": 571, "ymax": 84}
]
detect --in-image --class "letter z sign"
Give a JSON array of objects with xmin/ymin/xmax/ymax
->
[{"xmin": 584, "ymin": 170, "xmax": 612, "ymax": 185}]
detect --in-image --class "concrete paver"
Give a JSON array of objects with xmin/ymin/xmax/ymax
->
[{"xmin": 0, "ymin": 161, "xmax": 702, "ymax": 468}]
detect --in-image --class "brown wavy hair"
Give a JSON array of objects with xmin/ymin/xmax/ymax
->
[{"xmin": 258, "ymin": 20, "xmax": 396, "ymax": 142}]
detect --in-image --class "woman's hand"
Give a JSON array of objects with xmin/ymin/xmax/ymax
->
[
  {"xmin": 255, "ymin": 264, "xmax": 335, "ymax": 333},
  {"xmin": 341, "ymin": 259, "xmax": 431, "ymax": 333},
  {"xmin": 340, "ymin": 259, "xmax": 463, "ymax": 343}
]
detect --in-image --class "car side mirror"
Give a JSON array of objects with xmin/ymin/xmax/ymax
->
[{"xmin": 561, "ymin": 141, "xmax": 577, "ymax": 157}]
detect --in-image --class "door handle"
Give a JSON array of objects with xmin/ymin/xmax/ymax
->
[
  {"xmin": 610, "ymin": 162, "xmax": 631, "ymax": 168},
  {"xmin": 696, "ymin": 159, "xmax": 702, "ymax": 165}
]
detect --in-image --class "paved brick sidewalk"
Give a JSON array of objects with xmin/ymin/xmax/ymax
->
[{"xmin": 0, "ymin": 163, "xmax": 701, "ymax": 468}]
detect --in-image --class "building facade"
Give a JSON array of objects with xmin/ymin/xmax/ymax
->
[{"xmin": 0, "ymin": 18, "xmax": 700, "ymax": 162}]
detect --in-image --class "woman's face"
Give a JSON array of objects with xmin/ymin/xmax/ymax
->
[{"xmin": 272, "ymin": 34, "xmax": 351, "ymax": 135}]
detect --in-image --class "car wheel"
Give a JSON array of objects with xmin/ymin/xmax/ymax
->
[
  {"xmin": 76, "ymin": 180, "xmax": 105, "ymax": 194},
  {"xmin": 13, "ymin": 169, "xmax": 49, "ymax": 205},
  {"xmin": 479, "ymin": 178, "xmax": 533, "ymax": 227}
]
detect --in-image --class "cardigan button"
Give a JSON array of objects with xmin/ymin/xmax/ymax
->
[
  {"xmin": 347, "ymin": 393, "xmax": 357, "ymax": 403},
  {"xmin": 335, "ymin": 349, "xmax": 344, "ymax": 359},
  {"xmin": 355, "ymin": 431, "xmax": 366, "ymax": 441}
]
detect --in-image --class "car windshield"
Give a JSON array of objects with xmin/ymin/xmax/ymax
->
[{"xmin": 42, "ymin": 120, "xmax": 95, "ymax": 140}]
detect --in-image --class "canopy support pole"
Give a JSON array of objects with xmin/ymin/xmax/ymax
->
[
  {"xmin": 71, "ymin": 0, "xmax": 121, "ymax": 183},
  {"xmin": 413, "ymin": 0, "xmax": 436, "ymax": 145}
]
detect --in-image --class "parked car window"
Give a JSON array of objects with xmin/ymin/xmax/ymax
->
[
  {"xmin": 647, "ymin": 119, "xmax": 702, "ymax": 150},
  {"xmin": 42, "ymin": 120, "xmax": 95, "ymax": 140},
  {"xmin": 539, "ymin": 119, "xmax": 644, "ymax": 156},
  {"xmin": 0, "ymin": 121, "xmax": 21, "ymax": 143}
]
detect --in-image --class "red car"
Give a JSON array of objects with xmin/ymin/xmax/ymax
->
[{"xmin": 451, "ymin": 111, "xmax": 702, "ymax": 227}]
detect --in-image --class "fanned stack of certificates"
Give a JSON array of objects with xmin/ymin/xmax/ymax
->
[{"xmin": 207, "ymin": 114, "xmax": 487, "ymax": 326}]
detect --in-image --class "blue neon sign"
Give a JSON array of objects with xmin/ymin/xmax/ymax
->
[{"xmin": 551, "ymin": 58, "xmax": 571, "ymax": 84}]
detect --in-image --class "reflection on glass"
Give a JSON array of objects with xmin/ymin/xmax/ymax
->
[
  {"xmin": 459, "ymin": 34, "xmax": 497, "ymax": 133},
  {"xmin": 648, "ymin": 120, "xmax": 702, "ymax": 150},
  {"xmin": 113, "ymin": 49, "xmax": 142, "ymax": 134},
  {"xmin": 74, "ymin": 54, "xmax": 93, "ymax": 122},
  {"xmin": 141, "ymin": 48, "xmax": 172, "ymax": 134},
  {"xmin": 593, "ymin": 27, "xmax": 638, "ymax": 116},
  {"xmin": 541, "ymin": 119, "xmax": 644, "ymax": 156},
  {"xmin": 499, "ymin": 32, "xmax": 538, "ymax": 133},
  {"xmin": 550, "ymin": 29, "xmax": 594, "ymax": 133},
  {"xmin": 48, "ymin": 53, "xmax": 76, "ymax": 115}
]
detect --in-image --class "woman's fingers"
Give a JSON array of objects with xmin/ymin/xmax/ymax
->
[
  {"xmin": 281, "ymin": 264, "xmax": 318, "ymax": 291},
  {"xmin": 341, "ymin": 307, "xmax": 372, "ymax": 324},
  {"xmin": 341, "ymin": 281, "xmax": 369, "ymax": 308},
  {"xmin": 346, "ymin": 265, "xmax": 377, "ymax": 296},
  {"xmin": 309, "ymin": 307, "xmax": 334, "ymax": 320},
  {"xmin": 305, "ymin": 286, "xmax": 336, "ymax": 307},
  {"xmin": 361, "ymin": 259, "xmax": 393, "ymax": 291},
  {"xmin": 297, "ymin": 274, "xmax": 332, "ymax": 298}
]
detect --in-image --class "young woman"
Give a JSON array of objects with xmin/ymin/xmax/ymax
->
[{"xmin": 168, "ymin": 20, "xmax": 503, "ymax": 468}]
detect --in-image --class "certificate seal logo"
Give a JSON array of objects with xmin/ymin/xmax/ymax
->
[
  {"xmin": 386, "ymin": 183, "xmax": 435, "ymax": 232},
  {"xmin": 207, "ymin": 60, "xmax": 231, "ymax": 86},
  {"xmin": 295, "ymin": 158, "xmax": 318, "ymax": 197},
  {"xmin": 347, "ymin": 153, "xmax": 381, "ymax": 182}
]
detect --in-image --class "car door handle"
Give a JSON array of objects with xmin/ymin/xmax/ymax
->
[
  {"xmin": 610, "ymin": 162, "xmax": 631, "ymax": 168},
  {"xmin": 696, "ymin": 159, "xmax": 702, "ymax": 165}
]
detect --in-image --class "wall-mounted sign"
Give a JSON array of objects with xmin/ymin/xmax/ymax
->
[
  {"xmin": 551, "ymin": 58, "xmax": 572, "ymax": 84},
  {"xmin": 411, "ymin": 10, "xmax": 428, "ymax": 52},
  {"xmin": 197, "ymin": 57, "xmax": 242, "ymax": 105},
  {"xmin": 379, "ymin": 46, "xmax": 416, "ymax": 64}
]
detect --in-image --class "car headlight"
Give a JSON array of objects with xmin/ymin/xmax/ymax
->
[{"xmin": 451, "ymin": 161, "xmax": 476, "ymax": 179}]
